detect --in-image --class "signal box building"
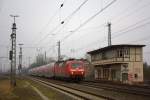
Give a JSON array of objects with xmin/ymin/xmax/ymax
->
[{"xmin": 87, "ymin": 44, "xmax": 145, "ymax": 84}]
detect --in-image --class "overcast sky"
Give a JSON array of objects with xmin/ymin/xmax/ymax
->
[{"xmin": 0, "ymin": 0, "xmax": 150, "ymax": 70}]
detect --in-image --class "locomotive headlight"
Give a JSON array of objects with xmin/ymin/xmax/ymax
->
[
  {"xmin": 81, "ymin": 71, "xmax": 84, "ymax": 74},
  {"xmin": 71, "ymin": 71, "xmax": 74, "ymax": 74}
]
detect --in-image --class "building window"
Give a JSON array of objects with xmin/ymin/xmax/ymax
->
[
  {"xmin": 91, "ymin": 55, "xmax": 95, "ymax": 61},
  {"xmin": 102, "ymin": 52, "xmax": 106, "ymax": 59},
  {"xmin": 91, "ymin": 54, "xmax": 99, "ymax": 61},
  {"xmin": 117, "ymin": 48, "xmax": 129, "ymax": 58},
  {"xmin": 99, "ymin": 53, "xmax": 102, "ymax": 60},
  {"xmin": 134, "ymin": 74, "xmax": 138, "ymax": 79},
  {"xmin": 124, "ymin": 48, "xmax": 129, "ymax": 58},
  {"xmin": 95, "ymin": 54, "xmax": 99, "ymax": 61},
  {"xmin": 123, "ymin": 64, "xmax": 128, "ymax": 68},
  {"xmin": 122, "ymin": 64, "xmax": 128, "ymax": 73},
  {"xmin": 117, "ymin": 49, "xmax": 123, "ymax": 57}
]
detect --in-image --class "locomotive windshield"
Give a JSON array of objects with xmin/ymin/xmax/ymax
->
[{"xmin": 71, "ymin": 63, "xmax": 82, "ymax": 68}]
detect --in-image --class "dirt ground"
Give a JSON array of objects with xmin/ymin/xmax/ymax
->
[
  {"xmin": 0, "ymin": 76, "xmax": 74, "ymax": 100},
  {"xmin": 0, "ymin": 78, "xmax": 42, "ymax": 100}
]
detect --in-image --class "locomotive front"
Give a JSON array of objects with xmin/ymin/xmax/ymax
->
[{"xmin": 69, "ymin": 61, "xmax": 85, "ymax": 81}]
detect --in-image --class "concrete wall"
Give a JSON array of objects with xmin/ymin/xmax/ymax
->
[{"xmin": 128, "ymin": 62, "xmax": 143, "ymax": 83}]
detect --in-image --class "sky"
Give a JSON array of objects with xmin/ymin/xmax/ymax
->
[{"xmin": 0, "ymin": 0, "xmax": 150, "ymax": 71}]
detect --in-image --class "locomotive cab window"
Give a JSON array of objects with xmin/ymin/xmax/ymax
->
[{"xmin": 71, "ymin": 63, "xmax": 82, "ymax": 68}]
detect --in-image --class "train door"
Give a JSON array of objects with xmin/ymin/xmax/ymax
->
[
  {"xmin": 65, "ymin": 63, "xmax": 69, "ymax": 78},
  {"xmin": 54, "ymin": 63, "xmax": 58, "ymax": 77}
]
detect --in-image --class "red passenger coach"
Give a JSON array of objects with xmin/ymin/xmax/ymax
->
[{"xmin": 29, "ymin": 59, "xmax": 85, "ymax": 81}]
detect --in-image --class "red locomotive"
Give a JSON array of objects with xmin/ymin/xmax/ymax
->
[{"xmin": 29, "ymin": 59, "xmax": 85, "ymax": 81}]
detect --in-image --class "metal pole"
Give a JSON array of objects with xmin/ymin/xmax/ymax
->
[
  {"xmin": 45, "ymin": 51, "xmax": 46, "ymax": 63},
  {"xmin": 10, "ymin": 15, "xmax": 19, "ymax": 87},
  {"xmin": 58, "ymin": 41, "xmax": 61, "ymax": 61},
  {"xmin": 28, "ymin": 57, "xmax": 31, "ymax": 67},
  {"xmin": 18, "ymin": 44, "xmax": 23, "ymax": 75},
  {"xmin": 0, "ymin": 63, "xmax": 2, "ymax": 73},
  {"xmin": 107, "ymin": 22, "xmax": 111, "ymax": 46}
]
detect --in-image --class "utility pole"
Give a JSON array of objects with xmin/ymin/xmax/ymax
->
[
  {"xmin": 28, "ymin": 57, "xmax": 31, "ymax": 67},
  {"xmin": 18, "ymin": 43, "xmax": 23, "ymax": 75},
  {"xmin": 107, "ymin": 22, "xmax": 112, "ymax": 46},
  {"xmin": 0, "ymin": 63, "xmax": 2, "ymax": 73},
  {"xmin": 57, "ymin": 41, "xmax": 61, "ymax": 61},
  {"xmin": 9, "ymin": 15, "xmax": 19, "ymax": 87},
  {"xmin": 44, "ymin": 51, "xmax": 46, "ymax": 63}
]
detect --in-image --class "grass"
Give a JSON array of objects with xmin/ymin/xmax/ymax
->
[
  {"xmin": 26, "ymin": 78, "xmax": 74, "ymax": 100},
  {"xmin": 0, "ymin": 77, "xmax": 74, "ymax": 100},
  {"xmin": 0, "ymin": 78, "xmax": 41, "ymax": 100}
]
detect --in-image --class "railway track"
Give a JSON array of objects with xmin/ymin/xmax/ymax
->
[
  {"xmin": 0, "ymin": 74, "xmax": 9, "ymax": 79},
  {"xmin": 81, "ymin": 81, "xmax": 150, "ymax": 97},
  {"xmin": 84, "ymin": 80, "xmax": 150, "ymax": 89},
  {"xmin": 29, "ymin": 77, "xmax": 113, "ymax": 100},
  {"xmin": 28, "ymin": 76, "xmax": 150, "ymax": 100}
]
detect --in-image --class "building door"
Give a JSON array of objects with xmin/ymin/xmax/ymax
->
[
  {"xmin": 95, "ymin": 69, "xmax": 101, "ymax": 80},
  {"xmin": 103, "ymin": 68, "xmax": 109, "ymax": 80},
  {"xmin": 97, "ymin": 69, "xmax": 102, "ymax": 79},
  {"xmin": 94, "ymin": 69, "xmax": 98, "ymax": 79},
  {"xmin": 122, "ymin": 73, "xmax": 128, "ymax": 83},
  {"xmin": 111, "ymin": 69, "xmax": 116, "ymax": 80}
]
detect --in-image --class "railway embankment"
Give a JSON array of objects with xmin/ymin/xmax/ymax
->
[{"xmin": 0, "ymin": 75, "xmax": 74, "ymax": 100}]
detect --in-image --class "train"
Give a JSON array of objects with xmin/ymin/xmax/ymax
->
[{"xmin": 29, "ymin": 59, "xmax": 85, "ymax": 81}]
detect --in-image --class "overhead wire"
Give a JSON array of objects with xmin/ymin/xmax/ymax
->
[
  {"xmin": 41, "ymin": 0, "xmax": 89, "ymax": 52},
  {"xmin": 110, "ymin": 0, "xmax": 143, "ymax": 23},
  {"xmin": 61, "ymin": 0, "xmax": 147, "ymax": 41},
  {"xmin": 46, "ymin": 0, "xmax": 89, "ymax": 37},
  {"xmin": 69, "ymin": 0, "xmax": 150, "ymax": 48},
  {"xmin": 45, "ymin": 0, "xmax": 115, "ymax": 56},
  {"xmin": 34, "ymin": 0, "xmax": 67, "ymax": 45},
  {"xmin": 35, "ymin": 0, "xmax": 88, "ymax": 46},
  {"xmin": 57, "ymin": 0, "xmax": 89, "ymax": 33},
  {"xmin": 73, "ymin": 16, "xmax": 150, "ymax": 53},
  {"xmin": 128, "ymin": 35, "xmax": 150, "ymax": 43},
  {"xmin": 112, "ymin": 0, "xmax": 150, "ymax": 25},
  {"xmin": 60, "ymin": 0, "xmax": 117, "ymax": 42},
  {"xmin": 32, "ymin": 9, "xmax": 59, "ymax": 44},
  {"xmin": 37, "ymin": 0, "xmax": 149, "ymax": 57},
  {"xmin": 35, "ymin": 10, "xmax": 59, "ymax": 39},
  {"xmin": 75, "ymin": 0, "xmax": 148, "ymax": 37},
  {"xmin": 62, "ymin": 0, "xmax": 89, "ymax": 23},
  {"xmin": 56, "ymin": 0, "xmax": 142, "ymax": 41},
  {"xmin": 58, "ymin": 0, "xmax": 142, "ymax": 43},
  {"xmin": 112, "ymin": 20, "xmax": 150, "ymax": 39}
]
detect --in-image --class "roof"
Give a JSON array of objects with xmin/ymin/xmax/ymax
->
[{"xmin": 87, "ymin": 44, "xmax": 145, "ymax": 55}]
